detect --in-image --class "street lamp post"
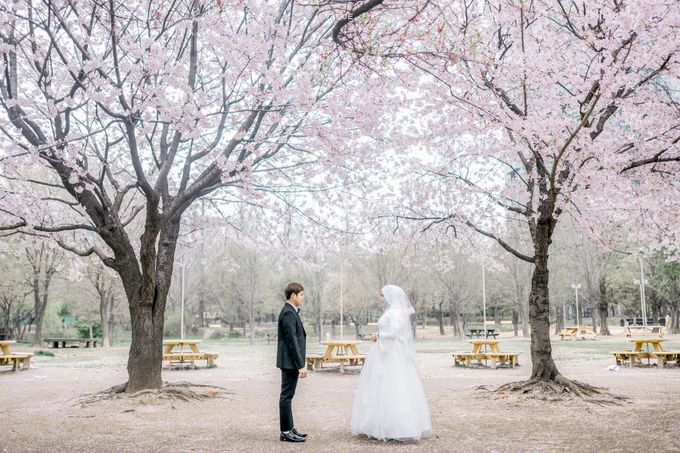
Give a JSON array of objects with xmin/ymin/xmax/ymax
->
[
  {"xmin": 571, "ymin": 284, "xmax": 582, "ymax": 327},
  {"xmin": 340, "ymin": 257, "xmax": 344, "ymax": 340},
  {"xmin": 482, "ymin": 265, "xmax": 487, "ymax": 337},
  {"xmin": 639, "ymin": 257, "xmax": 648, "ymax": 328},
  {"xmin": 180, "ymin": 261, "xmax": 186, "ymax": 340}
]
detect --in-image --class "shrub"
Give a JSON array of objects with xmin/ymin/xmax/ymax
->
[
  {"xmin": 74, "ymin": 319, "xmax": 102, "ymax": 339},
  {"xmin": 210, "ymin": 331, "xmax": 226, "ymax": 340}
]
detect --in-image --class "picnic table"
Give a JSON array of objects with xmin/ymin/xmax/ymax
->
[
  {"xmin": 558, "ymin": 326, "xmax": 597, "ymax": 340},
  {"xmin": 306, "ymin": 340, "xmax": 366, "ymax": 373},
  {"xmin": 44, "ymin": 337, "xmax": 98, "ymax": 348},
  {"xmin": 611, "ymin": 339, "xmax": 680, "ymax": 368},
  {"xmin": 624, "ymin": 325, "xmax": 664, "ymax": 338},
  {"xmin": 0, "ymin": 340, "xmax": 32, "ymax": 371},
  {"xmin": 162, "ymin": 339, "xmax": 219, "ymax": 368},
  {"xmin": 452, "ymin": 340, "xmax": 519, "ymax": 368},
  {"xmin": 465, "ymin": 329, "xmax": 499, "ymax": 339}
]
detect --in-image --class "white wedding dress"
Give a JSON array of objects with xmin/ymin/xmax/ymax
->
[{"xmin": 351, "ymin": 285, "xmax": 432, "ymax": 441}]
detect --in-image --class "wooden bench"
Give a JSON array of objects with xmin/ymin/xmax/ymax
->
[
  {"xmin": 452, "ymin": 352, "xmax": 478, "ymax": 367},
  {"xmin": 559, "ymin": 327, "xmax": 597, "ymax": 341},
  {"xmin": 651, "ymin": 351, "xmax": 680, "ymax": 368},
  {"xmin": 44, "ymin": 338, "xmax": 98, "ymax": 348},
  {"xmin": 0, "ymin": 353, "xmax": 33, "ymax": 371},
  {"xmin": 452, "ymin": 352, "xmax": 519, "ymax": 368},
  {"xmin": 612, "ymin": 351, "xmax": 642, "ymax": 367},
  {"xmin": 163, "ymin": 351, "xmax": 219, "ymax": 368},
  {"xmin": 485, "ymin": 352, "xmax": 520, "ymax": 368},
  {"xmin": 203, "ymin": 351, "xmax": 219, "ymax": 366},
  {"xmin": 306, "ymin": 353, "xmax": 366, "ymax": 373},
  {"xmin": 625, "ymin": 326, "xmax": 665, "ymax": 338}
]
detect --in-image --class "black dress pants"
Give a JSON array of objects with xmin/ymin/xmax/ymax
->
[{"xmin": 279, "ymin": 368, "xmax": 299, "ymax": 432}]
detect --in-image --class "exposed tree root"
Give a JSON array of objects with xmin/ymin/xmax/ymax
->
[
  {"xmin": 76, "ymin": 381, "xmax": 232, "ymax": 406},
  {"xmin": 477, "ymin": 376, "xmax": 629, "ymax": 406}
]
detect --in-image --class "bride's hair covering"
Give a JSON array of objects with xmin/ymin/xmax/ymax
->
[
  {"xmin": 380, "ymin": 285, "xmax": 415, "ymax": 342},
  {"xmin": 381, "ymin": 285, "xmax": 415, "ymax": 314}
]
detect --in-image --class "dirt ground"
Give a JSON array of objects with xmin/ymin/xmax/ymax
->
[{"xmin": 2, "ymin": 328, "xmax": 680, "ymax": 453}]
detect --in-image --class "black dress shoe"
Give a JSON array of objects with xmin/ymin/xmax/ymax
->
[
  {"xmin": 280, "ymin": 431, "xmax": 305, "ymax": 442},
  {"xmin": 292, "ymin": 428, "xmax": 307, "ymax": 438}
]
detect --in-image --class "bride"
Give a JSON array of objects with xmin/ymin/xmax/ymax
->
[{"xmin": 351, "ymin": 285, "xmax": 432, "ymax": 441}]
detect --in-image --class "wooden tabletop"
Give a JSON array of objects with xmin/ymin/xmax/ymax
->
[
  {"xmin": 163, "ymin": 339, "xmax": 202, "ymax": 345},
  {"xmin": 469, "ymin": 340, "xmax": 499, "ymax": 345},
  {"xmin": 0, "ymin": 340, "xmax": 16, "ymax": 345},
  {"xmin": 629, "ymin": 339, "xmax": 666, "ymax": 343},
  {"xmin": 320, "ymin": 340, "xmax": 362, "ymax": 345},
  {"xmin": 44, "ymin": 338, "xmax": 96, "ymax": 341}
]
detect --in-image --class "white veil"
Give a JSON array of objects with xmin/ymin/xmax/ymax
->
[{"xmin": 382, "ymin": 285, "xmax": 415, "ymax": 315}]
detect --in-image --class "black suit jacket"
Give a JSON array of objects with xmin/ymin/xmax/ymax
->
[{"xmin": 276, "ymin": 303, "xmax": 306, "ymax": 370}]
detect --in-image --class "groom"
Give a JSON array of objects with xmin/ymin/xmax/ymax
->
[{"xmin": 276, "ymin": 282, "xmax": 308, "ymax": 442}]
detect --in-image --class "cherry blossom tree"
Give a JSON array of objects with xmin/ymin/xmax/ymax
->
[
  {"xmin": 333, "ymin": 0, "xmax": 680, "ymax": 398},
  {"xmin": 0, "ymin": 0, "xmax": 362, "ymax": 391}
]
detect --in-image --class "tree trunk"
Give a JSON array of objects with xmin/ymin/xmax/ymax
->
[
  {"xmin": 437, "ymin": 301, "xmax": 445, "ymax": 335},
  {"xmin": 100, "ymin": 290, "xmax": 112, "ymax": 347},
  {"xmin": 249, "ymin": 295, "xmax": 254, "ymax": 346},
  {"xmin": 127, "ymin": 301, "xmax": 165, "ymax": 392},
  {"xmin": 597, "ymin": 275, "xmax": 611, "ymax": 335},
  {"xmin": 461, "ymin": 314, "xmax": 469, "ymax": 335},
  {"xmin": 31, "ymin": 271, "xmax": 53, "ymax": 347},
  {"xmin": 520, "ymin": 301, "xmax": 529, "ymax": 337},
  {"xmin": 198, "ymin": 296, "xmax": 206, "ymax": 328},
  {"xmin": 451, "ymin": 303, "xmax": 462, "ymax": 338},
  {"xmin": 554, "ymin": 303, "xmax": 564, "ymax": 335},
  {"xmin": 670, "ymin": 302, "xmax": 679, "ymax": 334},
  {"xmin": 122, "ymin": 218, "xmax": 180, "ymax": 393},
  {"xmin": 528, "ymin": 220, "xmax": 560, "ymax": 382},
  {"xmin": 316, "ymin": 296, "xmax": 322, "ymax": 342},
  {"xmin": 512, "ymin": 309, "xmax": 519, "ymax": 336},
  {"xmin": 109, "ymin": 298, "xmax": 117, "ymax": 345},
  {"xmin": 493, "ymin": 307, "xmax": 501, "ymax": 331},
  {"xmin": 348, "ymin": 315, "xmax": 361, "ymax": 339}
]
